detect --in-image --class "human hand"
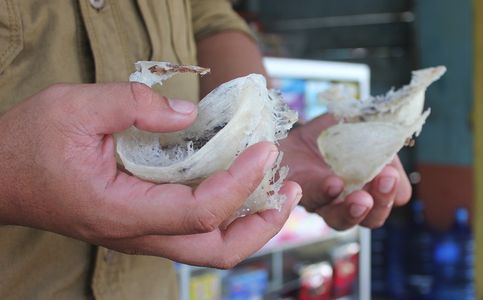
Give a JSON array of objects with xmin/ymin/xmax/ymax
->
[
  {"xmin": 0, "ymin": 83, "xmax": 301, "ymax": 268},
  {"xmin": 279, "ymin": 113, "xmax": 411, "ymax": 230}
]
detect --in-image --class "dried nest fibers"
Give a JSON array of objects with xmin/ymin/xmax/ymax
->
[
  {"xmin": 317, "ymin": 66, "xmax": 446, "ymax": 195},
  {"xmin": 117, "ymin": 61, "xmax": 298, "ymax": 219},
  {"xmin": 116, "ymin": 61, "xmax": 446, "ymax": 219}
]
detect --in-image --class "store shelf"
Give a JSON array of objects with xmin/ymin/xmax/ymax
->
[
  {"xmin": 254, "ymin": 227, "xmax": 358, "ymax": 258},
  {"xmin": 178, "ymin": 227, "xmax": 361, "ymax": 300}
]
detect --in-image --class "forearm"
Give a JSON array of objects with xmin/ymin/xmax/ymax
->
[
  {"xmin": 196, "ymin": 31, "xmax": 269, "ymax": 98},
  {"xmin": 0, "ymin": 106, "xmax": 30, "ymax": 225}
]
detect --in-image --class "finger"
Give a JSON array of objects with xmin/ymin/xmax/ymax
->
[
  {"xmin": 360, "ymin": 165, "xmax": 400, "ymax": 228},
  {"xmin": 302, "ymin": 175, "xmax": 343, "ymax": 212},
  {"xmin": 66, "ymin": 82, "xmax": 197, "ymax": 134},
  {"xmin": 108, "ymin": 181, "xmax": 302, "ymax": 268},
  {"xmin": 390, "ymin": 157, "xmax": 412, "ymax": 206},
  {"xmin": 103, "ymin": 142, "xmax": 279, "ymax": 237},
  {"xmin": 315, "ymin": 190, "xmax": 373, "ymax": 231},
  {"xmin": 298, "ymin": 113, "xmax": 337, "ymax": 140}
]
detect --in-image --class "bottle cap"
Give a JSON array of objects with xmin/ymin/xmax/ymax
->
[{"xmin": 455, "ymin": 207, "xmax": 469, "ymax": 224}]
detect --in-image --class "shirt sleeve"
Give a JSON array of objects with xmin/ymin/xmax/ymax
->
[{"xmin": 190, "ymin": 0, "xmax": 254, "ymax": 41}]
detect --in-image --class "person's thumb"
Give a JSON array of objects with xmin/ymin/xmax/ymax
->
[
  {"xmin": 63, "ymin": 82, "xmax": 197, "ymax": 134},
  {"xmin": 300, "ymin": 113, "xmax": 337, "ymax": 140}
]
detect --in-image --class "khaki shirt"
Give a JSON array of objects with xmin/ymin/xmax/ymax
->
[{"xmin": 0, "ymin": 0, "xmax": 250, "ymax": 299}]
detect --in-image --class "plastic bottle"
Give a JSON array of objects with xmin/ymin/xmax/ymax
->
[
  {"xmin": 371, "ymin": 209, "xmax": 407, "ymax": 300},
  {"xmin": 385, "ymin": 218, "xmax": 407, "ymax": 300},
  {"xmin": 432, "ymin": 207, "xmax": 474, "ymax": 299},
  {"xmin": 371, "ymin": 225, "xmax": 388, "ymax": 299},
  {"xmin": 406, "ymin": 200, "xmax": 435, "ymax": 300}
]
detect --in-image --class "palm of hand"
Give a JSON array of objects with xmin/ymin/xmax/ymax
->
[
  {"xmin": 279, "ymin": 123, "xmax": 338, "ymax": 211},
  {"xmin": 278, "ymin": 113, "xmax": 411, "ymax": 230},
  {"xmin": 0, "ymin": 82, "xmax": 301, "ymax": 268}
]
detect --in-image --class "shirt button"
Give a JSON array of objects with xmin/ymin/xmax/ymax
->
[{"xmin": 89, "ymin": 0, "xmax": 105, "ymax": 10}]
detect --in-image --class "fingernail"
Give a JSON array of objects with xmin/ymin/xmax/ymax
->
[
  {"xmin": 168, "ymin": 98, "xmax": 196, "ymax": 114},
  {"xmin": 292, "ymin": 190, "xmax": 303, "ymax": 210},
  {"xmin": 350, "ymin": 204, "xmax": 368, "ymax": 218},
  {"xmin": 328, "ymin": 185, "xmax": 342, "ymax": 198},
  {"xmin": 379, "ymin": 177, "xmax": 395, "ymax": 194},
  {"xmin": 263, "ymin": 150, "xmax": 279, "ymax": 173}
]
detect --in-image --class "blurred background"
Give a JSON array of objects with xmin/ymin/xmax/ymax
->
[{"xmin": 178, "ymin": 1, "xmax": 481, "ymax": 299}]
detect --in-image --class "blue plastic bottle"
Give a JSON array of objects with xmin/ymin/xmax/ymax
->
[
  {"xmin": 432, "ymin": 207, "xmax": 474, "ymax": 299},
  {"xmin": 371, "ymin": 218, "xmax": 408, "ymax": 300},
  {"xmin": 406, "ymin": 200, "xmax": 435, "ymax": 300},
  {"xmin": 371, "ymin": 225, "xmax": 388, "ymax": 299},
  {"xmin": 386, "ymin": 218, "xmax": 407, "ymax": 300}
]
